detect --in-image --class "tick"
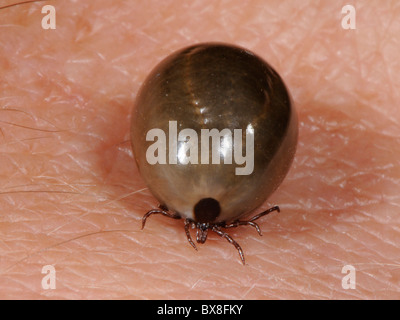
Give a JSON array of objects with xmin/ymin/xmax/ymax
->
[{"xmin": 131, "ymin": 43, "xmax": 298, "ymax": 264}]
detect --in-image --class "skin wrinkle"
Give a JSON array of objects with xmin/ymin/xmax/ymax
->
[{"xmin": 1, "ymin": 0, "xmax": 400, "ymax": 299}]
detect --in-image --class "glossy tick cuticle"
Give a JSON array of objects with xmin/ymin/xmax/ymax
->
[{"xmin": 131, "ymin": 42, "xmax": 298, "ymax": 265}]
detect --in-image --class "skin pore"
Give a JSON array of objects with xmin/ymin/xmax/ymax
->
[{"xmin": 1, "ymin": 0, "xmax": 400, "ymax": 299}]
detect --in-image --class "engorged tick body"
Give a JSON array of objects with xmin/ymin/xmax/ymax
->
[{"xmin": 130, "ymin": 43, "xmax": 298, "ymax": 264}]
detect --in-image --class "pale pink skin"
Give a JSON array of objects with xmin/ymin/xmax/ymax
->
[{"xmin": 1, "ymin": 0, "xmax": 399, "ymax": 299}]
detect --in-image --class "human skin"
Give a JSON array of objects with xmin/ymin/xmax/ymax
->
[{"xmin": 1, "ymin": 0, "xmax": 400, "ymax": 299}]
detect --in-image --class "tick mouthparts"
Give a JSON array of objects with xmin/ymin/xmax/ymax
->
[{"xmin": 196, "ymin": 226, "xmax": 209, "ymax": 244}]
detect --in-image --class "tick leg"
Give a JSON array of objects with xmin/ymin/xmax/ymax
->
[
  {"xmin": 224, "ymin": 220, "xmax": 262, "ymax": 236},
  {"xmin": 141, "ymin": 208, "xmax": 180, "ymax": 229},
  {"xmin": 184, "ymin": 219, "xmax": 197, "ymax": 251},
  {"xmin": 212, "ymin": 227, "xmax": 245, "ymax": 265},
  {"xmin": 248, "ymin": 205, "xmax": 280, "ymax": 222},
  {"xmin": 223, "ymin": 205, "xmax": 280, "ymax": 236}
]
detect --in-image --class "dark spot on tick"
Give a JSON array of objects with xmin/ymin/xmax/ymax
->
[{"xmin": 194, "ymin": 198, "xmax": 221, "ymax": 223}]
